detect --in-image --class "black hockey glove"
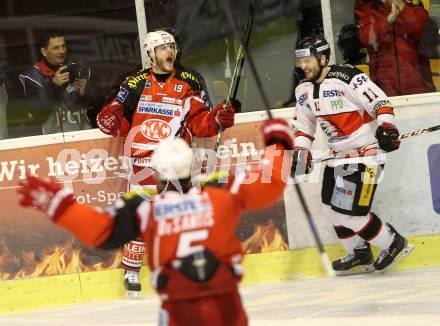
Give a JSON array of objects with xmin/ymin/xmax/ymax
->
[{"xmin": 376, "ymin": 123, "xmax": 400, "ymax": 153}]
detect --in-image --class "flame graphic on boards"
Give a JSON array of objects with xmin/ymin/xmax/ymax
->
[
  {"xmin": 242, "ymin": 223, "xmax": 289, "ymax": 254},
  {"xmin": 0, "ymin": 241, "xmax": 122, "ymax": 281}
]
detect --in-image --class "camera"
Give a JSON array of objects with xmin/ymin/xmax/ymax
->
[{"xmin": 64, "ymin": 62, "xmax": 90, "ymax": 83}]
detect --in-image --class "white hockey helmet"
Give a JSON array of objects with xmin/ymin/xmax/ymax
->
[
  {"xmin": 143, "ymin": 30, "xmax": 176, "ymax": 62},
  {"xmin": 151, "ymin": 138, "xmax": 193, "ymax": 181}
]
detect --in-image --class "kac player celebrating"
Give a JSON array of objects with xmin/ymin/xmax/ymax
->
[
  {"xmin": 293, "ymin": 34, "xmax": 412, "ymax": 274},
  {"xmin": 96, "ymin": 30, "xmax": 237, "ymax": 295}
]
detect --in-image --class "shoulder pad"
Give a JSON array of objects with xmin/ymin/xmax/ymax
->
[
  {"xmin": 296, "ymin": 80, "xmax": 312, "ymax": 89},
  {"xmin": 175, "ymin": 67, "xmax": 202, "ymax": 90},
  {"xmin": 326, "ymin": 64, "xmax": 362, "ymax": 84},
  {"xmin": 123, "ymin": 187, "xmax": 157, "ymax": 201},
  {"xmin": 199, "ymin": 170, "xmax": 229, "ymax": 189},
  {"xmin": 123, "ymin": 68, "xmax": 150, "ymax": 90}
]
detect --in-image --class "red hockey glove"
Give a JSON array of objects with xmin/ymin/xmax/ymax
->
[
  {"xmin": 209, "ymin": 101, "xmax": 238, "ymax": 129},
  {"xmin": 18, "ymin": 175, "xmax": 75, "ymax": 220},
  {"xmin": 291, "ymin": 147, "xmax": 312, "ymax": 176},
  {"xmin": 376, "ymin": 123, "xmax": 400, "ymax": 153},
  {"xmin": 96, "ymin": 101, "xmax": 124, "ymax": 136},
  {"xmin": 260, "ymin": 118, "xmax": 293, "ymax": 150}
]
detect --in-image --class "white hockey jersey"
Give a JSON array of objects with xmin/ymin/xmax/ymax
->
[{"xmin": 294, "ymin": 64, "xmax": 394, "ymax": 164}]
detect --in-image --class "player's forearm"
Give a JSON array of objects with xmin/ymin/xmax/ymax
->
[
  {"xmin": 238, "ymin": 144, "xmax": 287, "ymax": 210},
  {"xmin": 54, "ymin": 203, "xmax": 115, "ymax": 248},
  {"xmin": 189, "ymin": 107, "xmax": 219, "ymax": 137}
]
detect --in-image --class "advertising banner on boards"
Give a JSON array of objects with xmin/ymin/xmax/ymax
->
[{"xmin": 0, "ymin": 122, "xmax": 289, "ymax": 281}]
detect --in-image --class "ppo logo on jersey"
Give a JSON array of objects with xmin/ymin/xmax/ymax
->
[
  {"xmin": 141, "ymin": 119, "xmax": 172, "ymax": 140},
  {"xmin": 116, "ymin": 87, "xmax": 129, "ymax": 102}
]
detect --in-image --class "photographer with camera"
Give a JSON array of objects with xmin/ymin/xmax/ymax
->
[{"xmin": 19, "ymin": 31, "xmax": 92, "ymax": 134}]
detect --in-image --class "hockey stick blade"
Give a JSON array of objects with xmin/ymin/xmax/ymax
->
[{"xmin": 312, "ymin": 124, "xmax": 440, "ymax": 164}]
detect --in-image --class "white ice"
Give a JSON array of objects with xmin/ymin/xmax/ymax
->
[{"xmin": 1, "ymin": 267, "xmax": 440, "ymax": 326}]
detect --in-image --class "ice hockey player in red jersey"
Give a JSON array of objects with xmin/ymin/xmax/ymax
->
[
  {"xmin": 293, "ymin": 34, "xmax": 412, "ymax": 274},
  {"xmin": 18, "ymin": 118, "xmax": 293, "ymax": 326},
  {"xmin": 96, "ymin": 30, "xmax": 238, "ymax": 294}
]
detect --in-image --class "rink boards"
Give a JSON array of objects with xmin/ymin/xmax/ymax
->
[{"xmin": 0, "ymin": 92, "xmax": 440, "ymax": 312}]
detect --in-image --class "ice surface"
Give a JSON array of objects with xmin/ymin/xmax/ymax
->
[{"xmin": 1, "ymin": 267, "xmax": 440, "ymax": 326}]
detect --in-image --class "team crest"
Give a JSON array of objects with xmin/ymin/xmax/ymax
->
[{"xmin": 141, "ymin": 119, "xmax": 172, "ymax": 141}]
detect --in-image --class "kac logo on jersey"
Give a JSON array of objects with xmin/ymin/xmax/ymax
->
[
  {"xmin": 116, "ymin": 87, "xmax": 129, "ymax": 102},
  {"xmin": 141, "ymin": 119, "xmax": 172, "ymax": 140}
]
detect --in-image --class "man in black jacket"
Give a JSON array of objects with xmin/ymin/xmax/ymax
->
[{"xmin": 19, "ymin": 31, "xmax": 92, "ymax": 134}]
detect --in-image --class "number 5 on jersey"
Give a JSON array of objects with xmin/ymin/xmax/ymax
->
[{"xmin": 176, "ymin": 229, "xmax": 209, "ymax": 258}]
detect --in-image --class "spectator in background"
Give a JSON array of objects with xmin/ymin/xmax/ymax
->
[
  {"xmin": 337, "ymin": 23, "xmax": 367, "ymax": 65},
  {"xmin": 355, "ymin": 0, "xmax": 435, "ymax": 96},
  {"xmin": 0, "ymin": 63, "xmax": 8, "ymax": 139},
  {"xmin": 18, "ymin": 31, "xmax": 92, "ymax": 134}
]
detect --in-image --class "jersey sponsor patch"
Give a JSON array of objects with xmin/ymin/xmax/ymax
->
[
  {"xmin": 428, "ymin": 144, "xmax": 440, "ymax": 215},
  {"xmin": 154, "ymin": 196, "xmax": 212, "ymax": 219},
  {"xmin": 327, "ymin": 71, "xmax": 350, "ymax": 81},
  {"xmin": 373, "ymin": 100, "xmax": 391, "ymax": 113},
  {"xmin": 132, "ymin": 156, "xmax": 152, "ymax": 167},
  {"xmin": 330, "ymin": 99, "xmax": 344, "ymax": 110},
  {"xmin": 297, "ymin": 92, "xmax": 308, "ymax": 105},
  {"xmin": 323, "ymin": 90, "xmax": 344, "ymax": 97},
  {"xmin": 127, "ymin": 72, "xmax": 148, "ymax": 89},
  {"xmin": 137, "ymin": 102, "xmax": 181, "ymax": 117},
  {"xmin": 140, "ymin": 95, "xmax": 152, "ymax": 101},
  {"xmin": 116, "ymin": 87, "xmax": 129, "ymax": 102},
  {"xmin": 161, "ymin": 96, "xmax": 181, "ymax": 105},
  {"xmin": 358, "ymin": 166, "xmax": 377, "ymax": 206},
  {"xmin": 154, "ymin": 194, "xmax": 215, "ymax": 236},
  {"xmin": 331, "ymin": 180, "xmax": 356, "ymax": 211}
]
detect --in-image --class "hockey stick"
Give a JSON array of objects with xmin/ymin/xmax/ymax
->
[
  {"xmin": 213, "ymin": 5, "xmax": 255, "ymax": 152},
  {"xmin": 220, "ymin": 0, "xmax": 334, "ymax": 277},
  {"xmin": 311, "ymin": 124, "xmax": 440, "ymax": 164}
]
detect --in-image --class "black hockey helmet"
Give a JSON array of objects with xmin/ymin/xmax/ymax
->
[
  {"xmin": 295, "ymin": 34, "xmax": 331, "ymax": 67},
  {"xmin": 337, "ymin": 24, "xmax": 366, "ymax": 64}
]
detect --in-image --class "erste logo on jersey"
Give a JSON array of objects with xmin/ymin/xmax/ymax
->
[
  {"xmin": 155, "ymin": 195, "xmax": 215, "ymax": 236},
  {"xmin": 323, "ymin": 90, "xmax": 344, "ymax": 97},
  {"xmin": 335, "ymin": 186, "xmax": 353, "ymax": 196},
  {"xmin": 141, "ymin": 119, "xmax": 172, "ymax": 140}
]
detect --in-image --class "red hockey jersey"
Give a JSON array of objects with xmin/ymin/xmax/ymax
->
[{"xmin": 52, "ymin": 144, "xmax": 288, "ymax": 300}]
